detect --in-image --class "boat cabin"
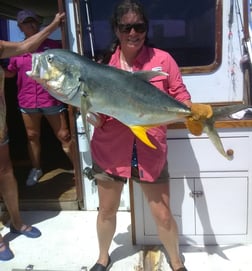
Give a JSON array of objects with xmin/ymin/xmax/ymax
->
[{"xmin": 0, "ymin": 0, "xmax": 252, "ymax": 245}]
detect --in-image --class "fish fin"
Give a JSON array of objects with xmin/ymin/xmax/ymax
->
[
  {"xmin": 130, "ymin": 126, "xmax": 157, "ymax": 149},
  {"xmin": 212, "ymin": 104, "xmax": 249, "ymax": 119},
  {"xmin": 185, "ymin": 116, "xmax": 233, "ymax": 160},
  {"xmin": 203, "ymin": 118, "xmax": 233, "ymax": 160},
  {"xmin": 186, "ymin": 103, "xmax": 249, "ymax": 160},
  {"xmin": 80, "ymin": 96, "xmax": 91, "ymax": 145},
  {"xmin": 133, "ymin": 70, "xmax": 168, "ymax": 82}
]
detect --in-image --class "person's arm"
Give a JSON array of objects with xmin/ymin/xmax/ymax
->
[
  {"xmin": 183, "ymin": 100, "xmax": 192, "ymax": 108},
  {"xmin": 0, "ymin": 12, "xmax": 65, "ymax": 59},
  {"xmin": 4, "ymin": 68, "xmax": 16, "ymax": 78}
]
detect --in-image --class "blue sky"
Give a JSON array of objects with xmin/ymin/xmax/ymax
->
[{"xmin": 8, "ymin": 20, "xmax": 24, "ymax": 41}]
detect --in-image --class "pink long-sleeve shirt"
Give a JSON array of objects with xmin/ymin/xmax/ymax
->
[
  {"xmin": 7, "ymin": 39, "xmax": 62, "ymax": 109},
  {"xmin": 91, "ymin": 46, "xmax": 191, "ymax": 182}
]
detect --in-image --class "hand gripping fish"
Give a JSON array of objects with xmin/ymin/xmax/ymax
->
[{"xmin": 27, "ymin": 49, "xmax": 248, "ymax": 160}]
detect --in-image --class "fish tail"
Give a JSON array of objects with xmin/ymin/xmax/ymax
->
[
  {"xmin": 185, "ymin": 116, "xmax": 233, "ymax": 160},
  {"xmin": 200, "ymin": 103, "xmax": 249, "ymax": 160},
  {"xmin": 203, "ymin": 118, "xmax": 233, "ymax": 160}
]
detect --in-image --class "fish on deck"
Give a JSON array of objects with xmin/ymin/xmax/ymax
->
[{"xmin": 27, "ymin": 48, "xmax": 248, "ymax": 160}]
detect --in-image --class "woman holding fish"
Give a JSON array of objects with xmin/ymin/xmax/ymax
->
[
  {"xmin": 0, "ymin": 12, "xmax": 65, "ymax": 261},
  {"xmin": 89, "ymin": 1, "xmax": 192, "ymax": 271}
]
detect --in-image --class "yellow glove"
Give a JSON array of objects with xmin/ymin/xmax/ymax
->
[
  {"xmin": 185, "ymin": 103, "xmax": 213, "ymax": 136},
  {"xmin": 190, "ymin": 103, "xmax": 213, "ymax": 120}
]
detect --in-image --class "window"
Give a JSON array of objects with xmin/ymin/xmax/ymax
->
[{"xmin": 80, "ymin": 0, "xmax": 219, "ymax": 72}]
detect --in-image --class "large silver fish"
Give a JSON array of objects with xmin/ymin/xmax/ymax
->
[{"xmin": 27, "ymin": 49, "xmax": 247, "ymax": 160}]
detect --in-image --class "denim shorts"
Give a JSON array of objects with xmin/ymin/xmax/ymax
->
[
  {"xmin": 20, "ymin": 105, "xmax": 66, "ymax": 115},
  {"xmin": 92, "ymin": 161, "xmax": 169, "ymax": 184}
]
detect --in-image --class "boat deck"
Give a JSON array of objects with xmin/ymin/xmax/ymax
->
[{"xmin": 0, "ymin": 210, "xmax": 251, "ymax": 271}]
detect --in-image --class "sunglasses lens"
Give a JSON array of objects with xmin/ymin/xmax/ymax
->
[
  {"xmin": 134, "ymin": 23, "xmax": 147, "ymax": 33},
  {"xmin": 118, "ymin": 24, "xmax": 131, "ymax": 33},
  {"xmin": 118, "ymin": 23, "xmax": 146, "ymax": 33}
]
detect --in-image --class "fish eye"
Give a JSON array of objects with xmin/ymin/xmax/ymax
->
[{"xmin": 47, "ymin": 54, "xmax": 54, "ymax": 63}]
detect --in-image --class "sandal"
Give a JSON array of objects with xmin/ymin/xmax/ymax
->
[
  {"xmin": 10, "ymin": 224, "xmax": 41, "ymax": 238},
  {"xmin": 0, "ymin": 242, "xmax": 14, "ymax": 261},
  {"xmin": 90, "ymin": 256, "xmax": 112, "ymax": 271},
  {"xmin": 169, "ymin": 261, "xmax": 188, "ymax": 271}
]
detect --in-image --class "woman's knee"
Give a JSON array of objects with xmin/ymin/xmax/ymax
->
[
  {"xmin": 153, "ymin": 207, "xmax": 174, "ymax": 229},
  {"xmin": 26, "ymin": 130, "xmax": 40, "ymax": 141},
  {"xmin": 98, "ymin": 205, "xmax": 118, "ymax": 219},
  {"xmin": 57, "ymin": 128, "xmax": 71, "ymax": 143}
]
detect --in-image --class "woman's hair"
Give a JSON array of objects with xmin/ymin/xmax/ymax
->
[
  {"xmin": 98, "ymin": 0, "xmax": 149, "ymax": 64},
  {"xmin": 110, "ymin": 0, "xmax": 149, "ymax": 32}
]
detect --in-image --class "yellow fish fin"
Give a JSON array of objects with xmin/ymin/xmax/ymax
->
[{"xmin": 129, "ymin": 126, "xmax": 157, "ymax": 149}]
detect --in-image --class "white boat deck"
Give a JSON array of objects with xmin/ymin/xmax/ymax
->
[{"xmin": 0, "ymin": 210, "xmax": 251, "ymax": 271}]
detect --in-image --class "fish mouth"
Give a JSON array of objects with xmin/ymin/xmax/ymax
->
[
  {"xmin": 27, "ymin": 53, "xmax": 54, "ymax": 86},
  {"xmin": 27, "ymin": 52, "xmax": 80, "ymax": 104}
]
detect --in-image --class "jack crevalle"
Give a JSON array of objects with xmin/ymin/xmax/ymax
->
[{"xmin": 27, "ymin": 49, "xmax": 247, "ymax": 160}]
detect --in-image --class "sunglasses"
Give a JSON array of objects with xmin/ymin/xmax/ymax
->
[{"xmin": 118, "ymin": 23, "xmax": 147, "ymax": 33}]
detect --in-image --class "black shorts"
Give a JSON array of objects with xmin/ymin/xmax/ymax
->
[{"xmin": 92, "ymin": 161, "xmax": 169, "ymax": 184}]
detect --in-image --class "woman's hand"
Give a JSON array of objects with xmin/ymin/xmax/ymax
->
[
  {"xmin": 86, "ymin": 112, "xmax": 104, "ymax": 128},
  {"xmin": 190, "ymin": 103, "xmax": 213, "ymax": 120},
  {"xmin": 50, "ymin": 12, "xmax": 66, "ymax": 29},
  {"xmin": 185, "ymin": 103, "xmax": 213, "ymax": 136}
]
